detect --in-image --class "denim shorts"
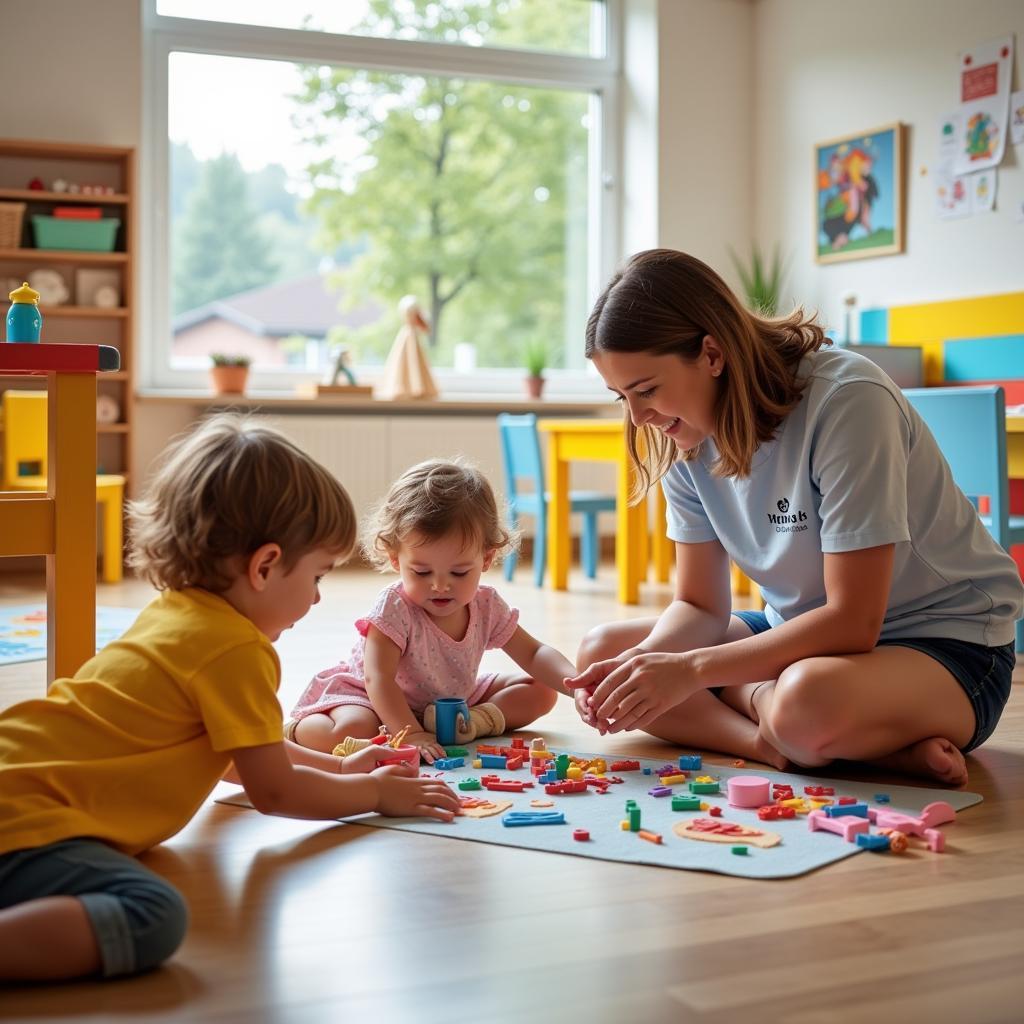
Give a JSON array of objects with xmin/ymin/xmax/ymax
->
[
  {"xmin": 0, "ymin": 838, "xmax": 188, "ymax": 977},
  {"xmin": 731, "ymin": 610, "xmax": 1015, "ymax": 752}
]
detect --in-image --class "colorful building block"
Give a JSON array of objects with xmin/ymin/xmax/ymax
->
[
  {"xmin": 432, "ymin": 756, "xmax": 465, "ymax": 770},
  {"xmin": 808, "ymin": 809, "xmax": 870, "ymax": 843},
  {"xmin": 479, "ymin": 754, "xmax": 507, "ymax": 769},
  {"xmin": 458, "ymin": 778, "xmax": 481, "ymax": 791},
  {"xmin": 678, "ymin": 755, "xmax": 702, "ymax": 770},
  {"xmin": 648, "ymin": 785, "xmax": 673, "ymax": 798},
  {"xmin": 824, "ymin": 802, "xmax": 868, "ymax": 818},
  {"xmin": 855, "ymin": 833, "xmax": 892, "ymax": 851},
  {"xmin": 690, "ymin": 781, "xmax": 720, "ymax": 795},
  {"xmin": 502, "ymin": 811, "xmax": 565, "ymax": 827},
  {"xmin": 544, "ymin": 779, "xmax": 587, "ymax": 795},
  {"xmin": 480, "ymin": 774, "xmax": 534, "ymax": 793}
]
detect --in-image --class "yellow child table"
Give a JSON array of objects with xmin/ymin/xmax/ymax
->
[
  {"xmin": 0, "ymin": 342, "xmax": 120, "ymax": 684},
  {"xmin": 1008, "ymin": 414, "xmax": 1024, "ymax": 479},
  {"xmin": 537, "ymin": 418, "xmax": 671, "ymax": 604}
]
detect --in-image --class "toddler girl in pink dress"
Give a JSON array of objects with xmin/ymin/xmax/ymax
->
[{"xmin": 288, "ymin": 458, "xmax": 575, "ymax": 762}]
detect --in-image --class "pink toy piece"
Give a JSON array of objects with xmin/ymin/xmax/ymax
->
[
  {"xmin": 807, "ymin": 809, "xmax": 870, "ymax": 843},
  {"xmin": 867, "ymin": 800, "xmax": 955, "ymax": 839},
  {"xmin": 727, "ymin": 775, "xmax": 771, "ymax": 808}
]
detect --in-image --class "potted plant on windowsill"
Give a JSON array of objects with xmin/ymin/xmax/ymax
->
[
  {"xmin": 209, "ymin": 353, "xmax": 251, "ymax": 395},
  {"xmin": 523, "ymin": 339, "xmax": 549, "ymax": 400}
]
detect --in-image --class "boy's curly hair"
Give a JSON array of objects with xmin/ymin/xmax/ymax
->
[
  {"xmin": 364, "ymin": 458, "xmax": 517, "ymax": 570},
  {"xmin": 127, "ymin": 413, "xmax": 357, "ymax": 591}
]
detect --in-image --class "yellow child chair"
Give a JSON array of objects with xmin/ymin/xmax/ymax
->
[{"xmin": 2, "ymin": 390, "xmax": 124, "ymax": 582}]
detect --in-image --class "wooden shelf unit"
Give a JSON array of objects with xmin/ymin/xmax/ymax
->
[{"xmin": 0, "ymin": 138, "xmax": 134, "ymax": 485}]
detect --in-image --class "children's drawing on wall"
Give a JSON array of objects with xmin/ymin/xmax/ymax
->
[
  {"xmin": 935, "ymin": 111, "xmax": 970, "ymax": 220},
  {"xmin": 953, "ymin": 37, "xmax": 1013, "ymax": 176},
  {"xmin": 1010, "ymin": 91, "xmax": 1024, "ymax": 147},
  {"xmin": 968, "ymin": 168, "xmax": 997, "ymax": 213},
  {"xmin": 815, "ymin": 123, "xmax": 904, "ymax": 264}
]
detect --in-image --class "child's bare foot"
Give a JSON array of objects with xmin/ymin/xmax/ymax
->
[{"xmin": 871, "ymin": 737, "xmax": 968, "ymax": 787}]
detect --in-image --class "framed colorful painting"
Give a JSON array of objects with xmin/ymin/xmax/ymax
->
[{"xmin": 814, "ymin": 123, "xmax": 905, "ymax": 264}]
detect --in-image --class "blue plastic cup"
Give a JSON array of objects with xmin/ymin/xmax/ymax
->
[{"xmin": 433, "ymin": 698, "xmax": 470, "ymax": 746}]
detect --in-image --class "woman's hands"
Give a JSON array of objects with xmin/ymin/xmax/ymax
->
[
  {"xmin": 371, "ymin": 767, "xmax": 459, "ymax": 821},
  {"xmin": 566, "ymin": 647, "xmax": 643, "ymax": 733},
  {"xmin": 566, "ymin": 649, "xmax": 696, "ymax": 733}
]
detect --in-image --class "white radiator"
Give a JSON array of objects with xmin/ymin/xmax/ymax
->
[
  {"xmin": 266, "ymin": 414, "xmax": 394, "ymax": 517},
  {"xmin": 264, "ymin": 413, "xmax": 616, "ymax": 539}
]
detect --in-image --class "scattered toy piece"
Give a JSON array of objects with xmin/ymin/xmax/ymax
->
[
  {"xmin": 458, "ymin": 797, "xmax": 512, "ymax": 818},
  {"xmin": 674, "ymin": 818, "xmax": 781, "ymax": 848},
  {"xmin": 502, "ymin": 810, "xmax": 566, "ymax": 827},
  {"xmin": 727, "ymin": 775, "xmax": 770, "ymax": 808}
]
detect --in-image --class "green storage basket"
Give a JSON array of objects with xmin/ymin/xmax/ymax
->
[{"xmin": 31, "ymin": 215, "xmax": 121, "ymax": 252}]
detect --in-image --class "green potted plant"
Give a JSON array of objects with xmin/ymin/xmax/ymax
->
[
  {"xmin": 523, "ymin": 339, "xmax": 549, "ymax": 400},
  {"xmin": 209, "ymin": 353, "xmax": 252, "ymax": 395},
  {"xmin": 729, "ymin": 243, "xmax": 786, "ymax": 316}
]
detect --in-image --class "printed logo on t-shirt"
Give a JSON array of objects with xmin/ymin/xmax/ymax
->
[{"xmin": 768, "ymin": 496, "xmax": 808, "ymax": 533}]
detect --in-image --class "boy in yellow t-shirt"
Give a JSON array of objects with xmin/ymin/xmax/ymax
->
[{"xmin": 0, "ymin": 414, "xmax": 459, "ymax": 983}]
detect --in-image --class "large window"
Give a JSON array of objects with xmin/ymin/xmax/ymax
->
[{"xmin": 144, "ymin": 1, "xmax": 620, "ymax": 392}]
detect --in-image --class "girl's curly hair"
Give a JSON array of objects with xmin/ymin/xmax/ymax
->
[{"xmin": 364, "ymin": 458, "xmax": 516, "ymax": 570}]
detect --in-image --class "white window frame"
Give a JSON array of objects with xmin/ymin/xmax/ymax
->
[{"xmin": 141, "ymin": 1, "xmax": 622, "ymax": 396}]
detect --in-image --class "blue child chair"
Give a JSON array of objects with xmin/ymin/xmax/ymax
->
[
  {"xmin": 497, "ymin": 413, "xmax": 616, "ymax": 586},
  {"xmin": 904, "ymin": 386, "xmax": 1024, "ymax": 652}
]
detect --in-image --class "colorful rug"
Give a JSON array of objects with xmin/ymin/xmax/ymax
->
[
  {"xmin": 0, "ymin": 604, "xmax": 142, "ymax": 666},
  {"xmin": 217, "ymin": 741, "xmax": 981, "ymax": 879}
]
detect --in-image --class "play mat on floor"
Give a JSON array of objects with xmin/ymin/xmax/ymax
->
[
  {"xmin": 218, "ymin": 738, "xmax": 981, "ymax": 879},
  {"xmin": 0, "ymin": 605, "xmax": 142, "ymax": 666}
]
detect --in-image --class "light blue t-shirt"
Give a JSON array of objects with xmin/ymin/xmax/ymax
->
[{"xmin": 663, "ymin": 347, "xmax": 1023, "ymax": 646}]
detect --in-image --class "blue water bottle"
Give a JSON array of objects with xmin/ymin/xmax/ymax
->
[{"xmin": 6, "ymin": 281, "xmax": 42, "ymax": 342}]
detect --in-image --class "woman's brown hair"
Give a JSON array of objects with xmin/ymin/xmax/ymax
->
[
  {"xmin": 585, "ymin": 249, "xmax": 828, "ymax": 495},
  {"xmin": 128, "ymin": 413, "xmax": 357, "ymax": 591}
]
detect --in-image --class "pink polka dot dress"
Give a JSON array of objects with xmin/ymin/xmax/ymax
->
[{"xmin": 290, "ymin": 582, "xmax": 520, "ymax": 720}]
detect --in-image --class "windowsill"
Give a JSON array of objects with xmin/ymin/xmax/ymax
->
[{"xmin": 134, "ymin": 388, "xmax": 617, "ymax": 416}]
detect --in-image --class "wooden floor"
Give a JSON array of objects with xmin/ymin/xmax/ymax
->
[{"xmin": 2, "ymin": 565, "xmax": 1023, "ymax": 1022}]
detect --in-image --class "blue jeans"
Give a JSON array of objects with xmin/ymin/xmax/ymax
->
[
  {"xmin": 0, "ymin": 838, "xmax": 188, "ymax": 977},
  {"xmin": 732, "ymin": 610, "xmax": 1014, "ymax": 752}
]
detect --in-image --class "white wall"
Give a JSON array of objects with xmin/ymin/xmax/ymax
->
[
  {"xmin": 753, "ymin": 0, "xmax": 1024, "ymax": 334},
  {"xmin": 621, "ymin": 0, "xmax": 755, "ymax": 286},
  {"xmin": 656, "ymin": 0, "xmax": 755, "ymax": 276},
  {"xmin": 0, "ymin": 0, "xmax": 140, "ymax": 146}
]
